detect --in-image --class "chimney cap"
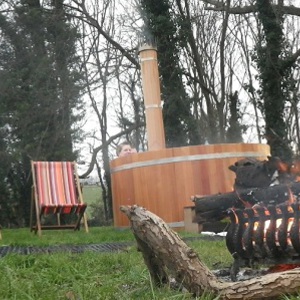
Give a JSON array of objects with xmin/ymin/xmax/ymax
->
[{"xmin": 138, "ymin": 36, "xmax": 157, "ymax": 52}]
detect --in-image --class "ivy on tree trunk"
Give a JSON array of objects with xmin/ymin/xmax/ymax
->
[
  {"xmin": 140, "ymin": 0, "xmax": 201, "ymax": 147},
  {"xmin": 256, "ymin": 0, "xmax": 293, "ymax": 162}
]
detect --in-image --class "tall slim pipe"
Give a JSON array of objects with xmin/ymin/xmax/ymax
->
[{"xmin": 138, "ymin": 42, "xmax": 166, "ymax": 151}]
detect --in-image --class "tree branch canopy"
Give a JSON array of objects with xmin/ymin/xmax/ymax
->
[
  {"xmin": 202, "ymin": 0, "xmax": 300, "ymax": 17},
  {"xmin": 201, "ymin": 0, "xmax": 300, "ymax": 71},
  {"xmin": 65, "ymin": 0, "xmax": 139, "ymax": 68},
  {"xmin": 202, "ymin": 0, "xmax": 300, "ymax": 16}
]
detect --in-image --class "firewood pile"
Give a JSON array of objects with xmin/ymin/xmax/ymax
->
[{"xmin": 192, "ymin": 156, "xmax": 300, "ymax": 229}]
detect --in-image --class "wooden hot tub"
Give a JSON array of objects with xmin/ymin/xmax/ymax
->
[{"xmin": 110, "ymin": 143, "xmax": 270, "ymax": 229}]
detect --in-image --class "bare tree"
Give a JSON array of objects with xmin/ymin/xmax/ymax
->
[
  {"xmin": 68, "ymin": 0, "xmax": 146, "ymax": 222},
  {"xmin": 200, "ymin": 0, "xmax": 300, "ymax": 159},
  {"xmin": 173, "ymin": 1, "xmax": 253, "ymax": 143}
]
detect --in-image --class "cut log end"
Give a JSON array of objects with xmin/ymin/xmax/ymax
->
[{"xmin": 120, "ymin": 205, "xmax": 130, "ymax": 214}]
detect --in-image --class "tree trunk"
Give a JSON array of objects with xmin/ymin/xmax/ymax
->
[
  {"xmin": 121, "ymin": 205, "xmax": 300, "ymax": 299},
  {"xmin": 256, "ymin": 0, "xmax": 293, "ymax": 162}
]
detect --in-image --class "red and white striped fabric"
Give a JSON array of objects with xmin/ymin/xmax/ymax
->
[{"xmin": 33, "ymin": 161, "xmax": 86, "ymax": 215}]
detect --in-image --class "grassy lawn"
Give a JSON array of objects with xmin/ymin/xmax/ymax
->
[
  {"xmin": 0, "ymin": 227, "xmax": 230, "ymax": 299},
  {"xmin": 81, "ymin": 185, "xmax": 102, "ymax": 219},
  {"xmin": 0, "ymin": 227, "xmax": 298, "ymax": 299},
  {"xmin": 0, "ymin": 227, "xmax": 133, "ymax": 247}
]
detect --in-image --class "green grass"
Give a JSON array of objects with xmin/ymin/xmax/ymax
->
[
  {"xmin": 0, "ymin": 228, "xmax": 297, "ymax": 299},
  {"xmin": 82, "ymin": 185, "xmax": 101, "ymax": 204},
  {"xmin": 0, "ymin": 227, "xmax": 229, "ymax": 299},
  {"xmin": 82, "ymin": 185, "xmax": 102, "ymax": 218},
  {"xmin": 1, "ymin": 250, "xmax": 202, "ymax": 300},
  {"xmin": 0, "ymin": 227, "xmax": 134, "ymax": 247}
]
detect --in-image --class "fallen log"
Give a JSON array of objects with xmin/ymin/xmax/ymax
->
[
  {"xmin": 192, "ymin": 181, "xmax": 300, "ymax": 223},
  {"xmin": 121, "ymin": 205, "xmax": 300, "ymax": 299}
]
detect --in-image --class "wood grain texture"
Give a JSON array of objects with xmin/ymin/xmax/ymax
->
[{"xmin": 111, "ymin": 144, "xmax": 270, "ymax": 228}]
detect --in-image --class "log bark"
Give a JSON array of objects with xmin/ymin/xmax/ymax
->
[
  {"xmin": 121, "ymin": 205, "xmax": 300, "ymax": 299},
  {"xmin": 193, "ymin": 181, "xmax": 300, "ymax": 223}
]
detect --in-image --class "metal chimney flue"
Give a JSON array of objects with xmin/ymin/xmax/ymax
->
[{"xmin": 138, "ymin": 41, "xmax": 166, "ymax": 151}]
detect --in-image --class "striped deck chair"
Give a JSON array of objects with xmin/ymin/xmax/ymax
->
[{"xmin": 30, "ymin": 161, "xmax": 89, "ymax": 236}]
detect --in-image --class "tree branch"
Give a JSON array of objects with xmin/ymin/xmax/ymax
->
[
  {"xmin": 201, "ymin": 0, "xmax": 300, "ymax": 90},
  {"xmin": 78, "ymin": 123, "xmax": 145, "ymax": 178},
  {"xmin": 202, "ymin": 0, "xmax": 300, "ymax": 17},
  {"xmin": 65, "ymin": 0, "xmax": 139, "ymax": 68},
  {"xmin": 281, "ymin": 48, "xmax": 300, "ymax": 71}
]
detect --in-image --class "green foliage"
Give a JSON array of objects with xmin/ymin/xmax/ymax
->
[{"xmin": 0, "ymin": 1, "xmax": 84, "ymax": 226}]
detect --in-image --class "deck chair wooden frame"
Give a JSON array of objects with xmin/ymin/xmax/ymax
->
[{"xmin": 30, "ymin": 161, "xmax": 89, "ymax": 236}]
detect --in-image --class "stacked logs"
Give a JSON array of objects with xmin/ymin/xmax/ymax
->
[{"xmin": 192, "ymin": 157, "xmax": 300, "ymax": 228}]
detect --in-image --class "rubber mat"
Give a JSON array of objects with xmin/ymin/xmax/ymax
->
[
  {"xmin": 0, "ymin": 235, "xmax": 224, "ymax": 257},
  {"xmin": 0, "ymin": 242, "xmax": 133, "ymax": 257}
]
